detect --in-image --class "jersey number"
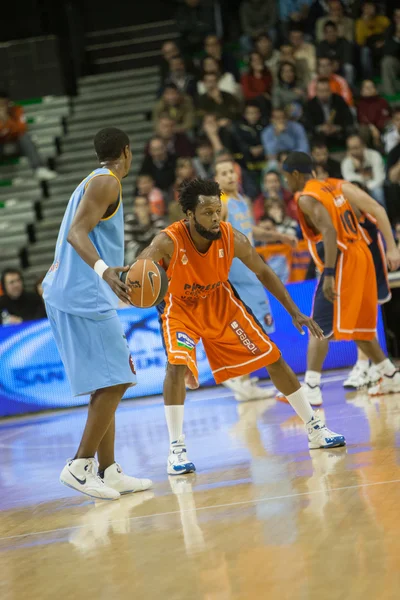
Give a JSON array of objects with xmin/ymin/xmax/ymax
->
[{"xmin": 340, "ymin": 210, "xmax": 358, "ymax": 235}]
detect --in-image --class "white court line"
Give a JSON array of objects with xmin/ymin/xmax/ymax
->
[{"xmin": 1, "ymin": 477, "xmax": 400, "ymax": 543}]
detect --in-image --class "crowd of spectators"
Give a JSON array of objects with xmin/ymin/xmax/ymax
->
[{"xmin": 126, "ymin": 0, "xmax": 400, "ymax": 265}]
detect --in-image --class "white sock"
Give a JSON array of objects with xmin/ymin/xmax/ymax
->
[
  {"xmin": 305, "ymin": 370, "xmax": 321, "ymax": 387},
  {"xmin": 356, "ymin": 359, "xmax": 369, "ymax": 371},
  {"xmin": 376, "ymin": 358, "xmax": 397, "ymax": 376},
  {"xmin": 164, "ymin": 405, "xmax": 184, "ymax": 444},
  {"xmin": 286, "ymin": 387, "xmax": 315, "ymax": 424}
]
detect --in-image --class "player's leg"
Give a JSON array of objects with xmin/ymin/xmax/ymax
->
[{"xmin": 267, "ymin": 356, "xmax": 345, "ymax": 449}]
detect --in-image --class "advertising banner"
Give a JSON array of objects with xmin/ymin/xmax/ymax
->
[{"xmin": 0, "ymin": 280, "xmax": 386, "ymax": 416}]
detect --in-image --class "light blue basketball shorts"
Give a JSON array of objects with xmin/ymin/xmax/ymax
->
[
  {"xmin": 229, "ymin": 280, "xmax": 275, "ymax": 335},
  {"xmin": 46, "ymin": 303, "xmax": 137, "ymax": 396}
]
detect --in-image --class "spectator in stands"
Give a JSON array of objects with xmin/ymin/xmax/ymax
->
[
  {"xmin": 197, "ymin": 56, "xmax": 240, "ymax": 97},
  {"xmin": 316, "ymin": 0, "xmax": 354, "ymax": 42},
  {"xmin": 383, "ymin": 108, "xmax": 400, "ymax": 154},
  {"xmin": 311, "ymin": 139, "xmax": 342, "ymax": 178},
  {"xmin": 357, "ymin": 79, "xmax": 391, "ymax": 149},
  {"xmin": 239, "ymin": 0, "xmax": 278, "ymax": 51},
  {"xmin": 154, "ymin": 114, "xmax": 195, "ymax": 158},
  {"xmin": 381, "ymin": 8, "xmax": 400, "ymax": 97},
  {"xmin": 272, "ymin": 61, "xmax": 306, "ymax": 120},
  {"xmin": 289, "ymin": 26, "xmax": 317, "ymax": 77},
  {"xmin": 124, "ymin": 196, "xmax": 166, "ymax": 264},
  {"xmin": 0, "ymin": 91, "xmax": 56, "ymax": 182},
  {"xmin": 316, "ymin": 21, "xmax": 355, "ymax": 85},
  {"xmin": 279, "ymin": 0, "xmax": 312, "ymax": 34},
  {"xmin": 160, "ymin": 40, "xmax": 181, "ymax": 79},
  {"xmin": 304, "ymin": 78, "xmax": 354, "ymax": 146},
  {"xmin": 261, "ymin": 107, "xmax": 309, "ymax": 159},
  {"xmin": 254, "ymin": 34, "xmax": 281, "ymax": 75},
  {"xmin": 0, "ymin": 268, "xmax": 46, "ymax": 325},
  {"xmin": 232, "ymin": 101, "xmax": 267, "ymax": 196},
  {"xmin": 168, "ymin": 158, "xmax": 196, "ymax": 223},
  {"xmin": 356, "ymin": 1, "xmax": 390, "ymax": 78},
  {"xmin": 341, "ymin": 134, "xmax": 386, "ymax": 206},
  {"xmin": 240, "ymin": 52, "xmax": 273, "ymax": 104},
  {"xmin": 254, "ymin": 170, "xmax": 298, "ymax": 221},
  {"xmin": 278, "ymin": 44, "xmax": 311, "ymax": 87},
  {"xmin": 196, "ymin": 73, "xmax": 242, "ymax": 124},
  {"xmin": 136, "ymin": 174, "xmax": 165, "ymax": 216},
  {"xmin": 308, "ymin": 56, "xmax": 353, "ymax": 106},
  {"xmin": 139, "ymin": 137, "xmax": 176, "ymax": 193},
  {"xmin": 204, "ymin": 34, "xmax": 239, "ymax": 81},
  {"xmin": 175, "ymin": 0, "xmax": 215, "ymax": 55},
  {"xmin": 162, "ymin": 55, "xmax": 197, "ymax": 97},
  {"xmin": 152, "ymin": 84, "xmax": 195, "ymax": 133},
  {"xmin": 193, "ymin": 138, "xmax": 214, "ymax": 179},
  {"xmin": 256, "ymin": 197, "xmax": 299, "ymax": 240}
]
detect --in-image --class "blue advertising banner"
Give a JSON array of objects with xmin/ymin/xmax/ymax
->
[{"xmin": 0, "ymin": 280, "xmax": 387, "ymax": 417}]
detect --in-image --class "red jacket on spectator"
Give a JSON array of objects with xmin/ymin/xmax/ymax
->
[
  {"xmin": 253, "ymin": 189, "xmax": 297, "ymax": 222},
  {"xmin": 357, "ymin": 96, "xmax": 391, "ymax": 132},
  {"xmin": 240, "ymin": 72, "xmax": 273, "ymax": 100},
  {"xmin": 0, "ymin": 105, "xmax": 27, "ymax": 142}
]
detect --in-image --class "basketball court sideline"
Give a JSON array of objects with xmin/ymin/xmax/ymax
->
[{"xmin": 0, "ymin": 370, "xmax": 399, "ymax": 600}]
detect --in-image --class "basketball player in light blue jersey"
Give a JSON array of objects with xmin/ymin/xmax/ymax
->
[
  {"xmin": 215, "ymin": 159, "xmax": 297, "ymax": 401},
  {"xmin": 43, "ymin": 128, "xmax": 152, "ymax": 501}
]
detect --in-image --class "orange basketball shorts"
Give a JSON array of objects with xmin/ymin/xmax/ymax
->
[
  {"xmin": 312, "ymin": 241, "xmax": 377, "ymax": 341},
  {"xmin": 159, "ymin": 282, "xmax": 281, "ymax": 386}
]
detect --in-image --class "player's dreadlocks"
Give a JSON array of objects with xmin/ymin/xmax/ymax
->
[{"xmin": 178, "ymin": 178, "xmax": 221, "ymax": 214}]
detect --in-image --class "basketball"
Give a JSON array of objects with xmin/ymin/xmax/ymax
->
[{"xmin": 122, "ymin": 259, "xmax": 168, "ymax": 308}]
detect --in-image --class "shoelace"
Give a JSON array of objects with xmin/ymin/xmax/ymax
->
[{"xmin": 85, "ymin": 459, "xmax": 106, "ymax": 485}]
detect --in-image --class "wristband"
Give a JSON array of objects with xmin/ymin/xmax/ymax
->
[
  {"xmin": 94, "ymin": 259, "xmax": 109, "ymax": 279},
  {"xmin": 324, "ymin": 267, "xmax": 335, "ymax": 277}
]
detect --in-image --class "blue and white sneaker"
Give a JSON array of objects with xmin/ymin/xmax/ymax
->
[
  {"xmin": 307, "ymin": 414, "xmax": 346, "ymax": 449},
  {"xmin": 167, "ymin": 435, "xmax": 196, "ymax": 475}
]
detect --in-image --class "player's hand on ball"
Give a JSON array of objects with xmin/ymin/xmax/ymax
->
[
  {"xmin": 386, "ymin": 247, "xmax": 400, "ymax": 272},
  {"xmin": 322, "ymin": 275, "xmax": 337, "ymax": 303},
  {"xmin": 103, "ymin": 266, "xmax": 132, "ymax": 304},
  {"xmin": 292, "ymin": 312, "xmax": 325, "ymax": 339}
]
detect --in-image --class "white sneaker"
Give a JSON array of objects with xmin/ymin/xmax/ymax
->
[
  {"xmin": 365, "ymin": 364, "xmax": 381, "ymax": 387},
  {"xmin": 223, "ymin": 377, "xmax": 274, "ymax": 402},
  {"xmin": 343, "ymin": 363, "xmax": 368, "ymax": 389},
  {"xmin": 60, "ymin": 458, "xmax": 120, "ymax": 501},
  {"xmin": 101, "ymin": 462, "xmax": 153, "ymax": 495},
  {"xmin": 307, "ymin": 414, "xmax": 346, "ymax": 449},
  {"xmin": 368, "ymin": 369, "xmax": 400, "ymax": 396},
  {"xmin": 35, "ymin": 166, "xmax": 57, "ymax": 180},
  {"xmin": 167, "ymin": 435, "xmax": 196, "ymax": 476}
]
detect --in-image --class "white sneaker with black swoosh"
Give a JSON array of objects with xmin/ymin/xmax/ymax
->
[
  {"xmin": 60, "ymin": 458, "xmax": 120, "ymax": 501},
  {"xmin": 101, "ymin": 462, "xmax": 153, "ymax": 495}
]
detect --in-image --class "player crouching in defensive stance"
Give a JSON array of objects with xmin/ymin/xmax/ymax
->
[{"xmin": 139, "ymin": 178, "xmax": 346, "ymax": 475}]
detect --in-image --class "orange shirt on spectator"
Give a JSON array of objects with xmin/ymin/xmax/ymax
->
[
  {"xmin": 308, "ymin": 74, "xmax": 354, "ymax": 107},
  {"xmin": 0, "ymin": 105, "xmax": 27, "ymax": 143}
]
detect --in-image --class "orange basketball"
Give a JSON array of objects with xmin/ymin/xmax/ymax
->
[{"xmin": 123, "ymin": 259, "xmax": 168, "ymax": 308}]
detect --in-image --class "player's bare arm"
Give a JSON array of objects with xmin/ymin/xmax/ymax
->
[
  {"xmin": 67, "ymin": 175, "xmax": 131, "ymax": 303},
  {"xmin": 298, "ymin": 195, "xmax": 338, "ymax": 303},
  {"xmin": 342, "ymin": 181, "xmax": 400, "ymax": 271},
  {"xmin": 233, "ymin": 228, "xmax": 324, "ymax": 339},
  {"xmin": 138, "ymin": 232, "xmax": 175, "ymax": 265}
]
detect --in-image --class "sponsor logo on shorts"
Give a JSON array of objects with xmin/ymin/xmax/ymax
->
[
  {"xmin": 181, "ymin": 254, "xmax": 188, "ymax": 265},
  {"xmin": 219, "ymin": 249, "xmax": 224, "ymax": 258},
  {"xmin": 129, "ymin": 355, "xmax": 136, "ymax": 374},
  {"xmin": 230, "ymin": 321, "xmax": 260, "ymax": 355},
  {"xmin": 177, "ymin": 332, "xmax": 195, "ymax": 351}
]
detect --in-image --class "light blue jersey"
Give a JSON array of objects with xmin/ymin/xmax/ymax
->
[
  {"xmin": 222, "ymin": 193, "xmax": 275, "ymax": 333},
  {"xmin": 43, "ymin": 168, "xmax": 123, "ymax": 320},
  {"xmin": 43, "ymin": 167, "xmax": 136, "ymax": 396}
]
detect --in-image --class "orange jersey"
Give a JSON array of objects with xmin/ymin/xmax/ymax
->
[
  {"xmin": 296, "ymin": 178, "xmax": 361, "ymax": 259},
  {"xmin": 162, "ymin": 219, "xmax": 234, "ymax": 305}
]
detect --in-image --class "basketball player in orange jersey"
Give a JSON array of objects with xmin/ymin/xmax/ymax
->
[
  {"xmin": 138, "ymin": 179, "xmax": 345, "ymax": 475},
  {"xmin": 282, "ymin": 152, "xmax": 400, "ymax": 406}
]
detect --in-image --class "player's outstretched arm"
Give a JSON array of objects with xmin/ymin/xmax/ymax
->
[
  {"xmin": 67, "ymin": 175, "xmax": 132, "ymax": 303},
  {"xmin": 233, "ymin": 228, "xmax": 324, "ymax": 339},
  {"xmin": 138, "ymin": 232, "xmax": 175, "ymax": 263},
  {"xmin": 298, "ymin": 195, "xmax": 338, "ymax": 303},
  {"xmin": 342, "ymin": 181, "xmax": 400, "ymax": 271}
]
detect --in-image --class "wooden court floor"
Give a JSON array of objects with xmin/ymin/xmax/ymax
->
[{"xmin": 0, "ymin": 371, "xmax": 399, "ymax": 600}]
